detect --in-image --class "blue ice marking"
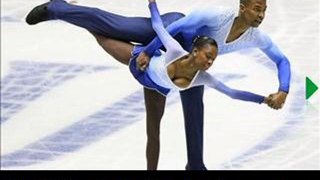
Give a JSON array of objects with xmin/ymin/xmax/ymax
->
[
  {"xmin": 0, "ymin": 61, "xmax": 115, "ymax": 123},
  {"xmin": 1, "ymin": 16, "xmax": 20, "ymax": 22},
  {"xmin": 1, "ymin": 90, "xmax": 181, "ymax": 168},
  {"xmin": 0, "ymin": 68, "xmax": 244, "ymax": 168}
]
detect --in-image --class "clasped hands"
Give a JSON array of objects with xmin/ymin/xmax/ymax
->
[{"xmin": 263, "ymin": 91, "xmax": 288, "ymax": 110}]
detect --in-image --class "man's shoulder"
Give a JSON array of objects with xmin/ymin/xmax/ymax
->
[
  {"xmin": 249, "ymin": 28, "xmax": 273, "ymax": 48},
  {"xmin": 191, "ymin": 6, "xmax": 235, "ymax": 17},
  {"xmin": 251, "ymin": 28, "xmax": 271, "ymax": 40},
  {"xmin": 192, "ymin": 6, "xmax": 235, "ymax": 26},
  {"xmin": 204, "ymin": 6, "xmax": 235, "ymax": 15}
]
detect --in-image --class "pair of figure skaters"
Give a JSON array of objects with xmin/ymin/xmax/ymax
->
[{"xmin": 26, "ymin": 0, "xmax": 290, "ymax": 170}]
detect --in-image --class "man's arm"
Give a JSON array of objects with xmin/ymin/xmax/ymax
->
[
  {"xmin": 143, "ymin": 7, "xmax": 221, "ymax": 56},
  {"xmin": 261, "ymin": 44, "xmax": 291, "ymax": 93},
  {"xmin": 259, "ymin": 33, "xmax": 291, "ymax": 109}
]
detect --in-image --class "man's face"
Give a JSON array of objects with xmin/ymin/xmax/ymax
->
[{"xmin": 240, "ymin": 0, "xmax": 267, "ymax": 27}]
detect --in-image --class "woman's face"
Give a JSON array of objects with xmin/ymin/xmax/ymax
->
[{"xmin": 194, "ymin": 45, "xmax": 218, "ymax": 71}]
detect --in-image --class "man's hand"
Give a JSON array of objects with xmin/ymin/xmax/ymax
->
[
  {"xmin": 266, "ymin": 91, "xmax": 288, "ymax": 110},
  {"xmin": 136, "ymin": 52, "xmax": 151, "ymax": 71},
  {"xmin": 263, "ymin": 96, "xmax": 272, "ymax": 105}
]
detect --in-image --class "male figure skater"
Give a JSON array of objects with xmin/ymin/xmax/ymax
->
[{"xmin": 136, "ymin": 0, "xmax": 290, "ymax": 168}]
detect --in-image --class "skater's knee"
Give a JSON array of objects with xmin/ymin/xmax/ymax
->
[
  {"xmin": 146, "ymin": 121, "xmax": 160, "ymax": 138},
  {"xmin": 161, "ymin": 12, "xmax": 185, "ymax": 27},
  {"xmin": 146, "ymin": 108, "xmax": 165, "ymax": 121},
  {"xmin": 172, "ymin": 12, "xmax": 185, "ymax": 19},
  {"xmin": 165, "ymin": 12, "xmax": 185, "ymax": 20}
]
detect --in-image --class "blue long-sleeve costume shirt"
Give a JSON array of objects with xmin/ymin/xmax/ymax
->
[{"xmin": 144, "ymin": 5, "xmax": 291, "ymax": 93}]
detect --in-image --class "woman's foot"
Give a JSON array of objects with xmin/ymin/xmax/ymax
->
[{"xmin": 25, "ymin": 1, "xmax": 51, "ymax": 25}]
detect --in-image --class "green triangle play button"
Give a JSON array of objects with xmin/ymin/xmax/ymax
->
[{"xmin": 306, "ymin": 77, "xmax": 318, "ymax": 100}]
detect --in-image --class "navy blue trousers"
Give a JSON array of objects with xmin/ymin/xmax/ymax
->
[{"xmin": 48, "ymin": 0, "xmax": 206, "ymax": 170}]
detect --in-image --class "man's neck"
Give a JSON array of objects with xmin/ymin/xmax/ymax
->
[
  {"xmin": 232, "ymin": 16, "xmax": 251, "ymax": 34},
  {"xmin": 226, "ymin": 16, "xmax": 251, "ymax": 43}
]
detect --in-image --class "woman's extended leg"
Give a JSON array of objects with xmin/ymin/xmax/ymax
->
[
  {"xmin": 91, "ymin": 33, "xmax": 133, "ymax": 65},
  {"xmin": 27, "ymin": 0, "xmax": 185, "ymax": 45},
  {"xmin": 143, "ymin": 88, "xmax": 166, "ymax": 170}
]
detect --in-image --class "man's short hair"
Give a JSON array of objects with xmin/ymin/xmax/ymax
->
[{"xmin": 240, "ymin": 0, "xmax": 251, "ymax": 5}]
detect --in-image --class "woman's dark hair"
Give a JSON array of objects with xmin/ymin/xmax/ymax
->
[{"xmin": 191, "ymin": 35, "xmax": 218, "ymax": 51}]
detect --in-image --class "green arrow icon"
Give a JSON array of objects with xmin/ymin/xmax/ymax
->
[{"xmin": 306, "ymin": 77, "xmax": 318, "ymax": 100}]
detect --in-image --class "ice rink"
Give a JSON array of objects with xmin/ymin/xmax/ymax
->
[{"xmin": 1, "ymin": 0, "xmax": 319, "ymax": 170}]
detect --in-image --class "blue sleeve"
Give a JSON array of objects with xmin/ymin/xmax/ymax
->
[
  {"xmin": 144, "ymin": 8, "xmax": 221, "ymax": 56},
  {"xmin": 259, "ymin": 36, "xmax": 291, "ymax": 93},
  {"xmin": 148, "ymin": 2, "xmax": 184, "ymax": 52},
  {"xmin": 202, "ymin": 73, "xmax": 265, "ymax": 104},
  {"xmin": 215, "ymin": 81, "xmax": 265, "ymax": 104}
]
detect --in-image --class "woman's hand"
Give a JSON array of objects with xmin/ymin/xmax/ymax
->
[{"xmin": 136, "ymin": 52, "xmax": 151, "ymax": 71}]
